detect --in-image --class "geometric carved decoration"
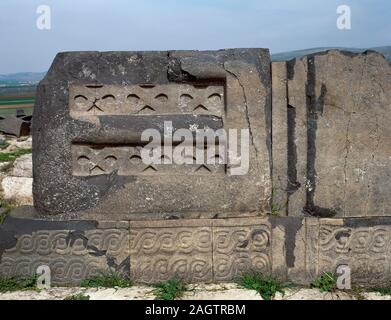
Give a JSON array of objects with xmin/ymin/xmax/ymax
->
[
  {"xmin": 72, "ymin": 145, "xmax": 225, "ymax": 176},
  {"xmin": 69, "ymin": 83, "xmax": 226, "ymax": 176},
  {"xmin": 69, "ymin": 84, "xmax": 224, "ymax": 117}
]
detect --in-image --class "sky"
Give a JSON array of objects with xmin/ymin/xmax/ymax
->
[{"xmin": 0, "ymin": 0, "xmax": 390, "ymax": 74}]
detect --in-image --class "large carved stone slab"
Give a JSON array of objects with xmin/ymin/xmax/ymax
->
[
  {"xmin": 129, "ymin": 218, "xmax": 272, "ymax": 283},
  {"xmin": 271, "ymin": 50, "xmax": 391, "ymax": 217},
  {"xmin": 33, "ymin": 49, "xmax": 272, "ymax": 220},
  {"xmin": 129, "ymin": 220, "xmax": 213, "ymax": 284},
  {"xmin": 314, "ymin": 218, "xmax": 391, "ymax": 287},
  {"xmin": 0, "ymin": 214, "xmax": 129, "ymax": 285},
  {"xmin": 2, "ymin": 210, "xmax": 391, "ymax": 287},
  {"xmin": 212, "ymin": 218, "xmax": 272, "ymax": 281}
]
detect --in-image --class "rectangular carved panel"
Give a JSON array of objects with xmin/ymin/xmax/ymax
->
[
  {"xmin": 212, "ymin": 218, "xmax": 272, "ymax": 281},
  {"xmin": 297, "ymin": 218, "xmax": 391, "ymax": 287},
  {"xmin": 0, "ymin": 222, "xmax": 129, "ymax": 285},
  {"xmin": 69, "ymin": 84, "xmax": 225, "ymax": 117},
  {"xmin": 317, "ymin": 219, "xmax": 391, "ymax": 286},
  {"xmin": 129, "ymin": 218, "xmax": 271, "ymax": 283},
  {"xmin": 72, "ymin": 145, "xmax": 225, "ymax": 176},
  {"xmin": 129, "ymin": 220, "xmax": 213, "ymax": 284}
]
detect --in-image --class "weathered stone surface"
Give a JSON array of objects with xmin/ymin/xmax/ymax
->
[
  {"xmin": 0, "ymin": 116, "xmax": 30, "ymax": 137},
  {"xmin": 212, "ymin": 218, "xmax": 272, "ymax": 281},
  {"xmin": 2, "ymin": 209, "xmax": 391, "ymax": 287},
  {"xmin": 33, "ymin": 49, "xmax": 272, "ymax": 219},
  {"xmin": 129, "ymin": 219, "xmax": 213, "ymax": 284},
  {"xmin": 271, "ymin": 50, "xmax": 391, "ymax": 217},
  {"xmin": 5, "ymin": 136, "xmax": 32, "ymax": 151},
  {"xmin": 10, "ymin": 154, "xmax": 32, "ymax": 178},
  {"xmin": 129, "ymin": 217, "xmax": 273, "ymax": 284},
  {"xmin": 1, "ymin": 176, "xmax": 32, "ymax": 205},
  {"xmin": 271, "ymin": 62, "xmax": 288, "ymax": 215},
  {"xmin": 0, "ymin": 213, "xmax": 129, "ymax": 285},
  {"xmin": 312, "ymin": 218, "xmax": 391, "ymax": 287},
  {"xmin": 0, "ymin": 162, "xmax": 11, "ymax": 172}
]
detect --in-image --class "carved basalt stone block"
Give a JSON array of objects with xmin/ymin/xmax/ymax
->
[
  {"xmin": 304, "ymin": 217, "xmax": 391, "ymax": 287},
  {"xmin": 33, "ymin": 49, "xmax": 272, "ymax": 219},
  {"xmin": 271, "ymin": 50, "xmax": 391, "ymax": 217},
  {"xmin": 129, "ymin": 217, "xmax": 272, "ymax": 283},
  {"xmin": 0, "ymin": 214, "xmax": 129, "ymax": 285},
  {"xmin": 212, "ymin": 218, "xmax": 272, "ymax": 281},
  {"xmin": 2, "ymin": 210, "xmax": 391, "ymax": 286},
  {"xmin": 129, "ymin": 219, "xmax": 213, "ymax": 284}
]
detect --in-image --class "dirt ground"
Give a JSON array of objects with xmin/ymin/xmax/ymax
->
[{"xmin": 0, "ymin": 283, "xmax": 390, "ymax": 300}]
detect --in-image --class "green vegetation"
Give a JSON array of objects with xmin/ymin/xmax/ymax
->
[
  {"xmin": 0, "ymin": 148, "xmax": 32, "ymax": 162},
  {"xmin": 0, "ymin": 274, "xmax": 37, "ymax": 293},
  {"xmin": 0, "ymin": 97, "xmax": 35, "ymax": 106},
  {"xmin": 350, "ymin": 286, "xmax": 365, "ymax": 300},
  {"xmin": 311, "ymin": 272, "xmax": 337, "ymax": 292},
  {"xmin": 153, "ymin": 277, "xmax": 187, "ymax": 300},
  {"xmin": 80, "ymin": 269, "xmax": 132, "ymax": 288},
  {"xmin": 238, "ymin": 272, "xmax": 285, "ymax": 300},
  {"xmin": 0, "ymin": 209, "xmax": 9, "ymax": 225},
  {"xmin": 271, "ymin": 203, "xmax": 283, "ymax": 216},
  {"xmin": 64, "ymin": 293, "xmax": 90, "ymax": 300},
  {"xmin": 270, "ymin": 188, "xmax": 286, "ymax": 216},
  {"xmin": 0, "ymin": 94, "xmax": 34, "ymax": 116},
  {"xmin": 0, "ymin": 140, "xmax": 9, "ymax": 150},
  {"xmin": 371, "ymin": 286, "xmax": 391, "ymax": 296},
  {"xmin": 0, "ymin": 198, "xmax": 17, "ymax": 224}
]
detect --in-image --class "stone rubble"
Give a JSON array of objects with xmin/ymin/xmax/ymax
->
[
  {"xmin": 0, "ymin": 134, "xmax": 33, "ymax": 205},
  {"xmin": 0, "ymin": 284, "xmax": 389, "ymax": 300}
]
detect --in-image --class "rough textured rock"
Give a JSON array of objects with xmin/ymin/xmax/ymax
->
[
  {"xmin": 0, "ymin": 135, "xmax": 32, "ymax": 152},
  {"xmin": 271, "ymin": 62, "xmax": 288, "ymax": 215},
  {"xmin": 0, "ymin": 211, "xmax": 129, "ymax": 285},
  {"xmin": 2, "ymin": 209, "xmax": 391, "ymax": 287},
  {"xmin": 0, "ymin": 116, "xmax": 30, "ymax": 137},
  {"xmin": 10, "ymin": 154, "xmax": 32, "ymax": 178},
  {"xmin": 2, "ymin": 284, "xmax": 387, "ymax": 300},
  {"xmin": 1, "ymin": 176, "xmax": 32, "ymax": 205},
  {"xmin": 271, "ymin": 50, "xmax": 391, "ymax": 217},
  {"xmin": 129, "ymin": 217, "xmax": 272, "ymax": 283},
  {"xmin": 33, "ymin": 49, "xmax": 272, "ymax": 219},
  {"xmin": 0, "ymin": 162, "xmax": 11, "ymax": 171}
]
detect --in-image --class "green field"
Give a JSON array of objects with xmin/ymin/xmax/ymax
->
[
  {"xmin": 0, "ymin": 107, "xmax": 33, "ymax": 116},
  {"xmin": 0, "ymin": 96, "xmax": 34, "ymax": 116},
  {"xmin": 0, "ymin": 97, "xmax": 35, "ymax": 106}
]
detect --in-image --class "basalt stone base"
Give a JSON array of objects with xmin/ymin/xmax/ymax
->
[
  {"xmin": 0, "ymin": 209, "xmax": 130, "ymax": 286},
  {"xmin": 1, "ymin": 208, "xmax": 391, "ymax": 287}
]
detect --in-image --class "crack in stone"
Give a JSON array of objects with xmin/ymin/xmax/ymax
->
[
  {"xmin": 222, "ymin": 65, "xmax": 259, "ymax": 158},
  {"xmin": 342, "ymin": 55, "xmax": 368, "ymax": 216},
  {"xmin": 342, "ymin": 116, "xmax": 352, "ymax": 215},
  {"xmin": 365, "ymin": 114, "xmax": 381, "ymax": 215}
]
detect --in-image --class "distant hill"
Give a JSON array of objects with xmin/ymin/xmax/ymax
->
[
  {"xmin": 0, "ymin": 72, "xmax": 46, "ymax": 87},
  {"xmin": 271, "ymin": 46, "xmax": 391, "ymax": 62}
]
